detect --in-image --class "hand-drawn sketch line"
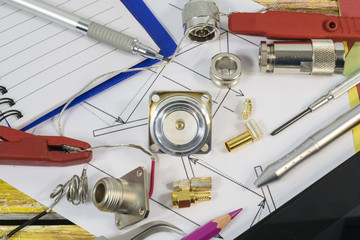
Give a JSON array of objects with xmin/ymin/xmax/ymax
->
[{"xmin": 188, "ymin": 156, "xmax": 264, "ymax": 199}]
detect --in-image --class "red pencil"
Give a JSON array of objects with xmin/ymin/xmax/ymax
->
[{"xmin": 182, "ymin": 208, "xmax": 243, "ymax": 240}]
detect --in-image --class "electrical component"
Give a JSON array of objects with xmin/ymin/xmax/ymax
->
[
  {"xmin": 149, "ymin": 91, "xmax": 212, "ymax": 156},
  {"xmin": 182, "ymin": 0, "xmax": 220, "ymax": 42},
  {"xmin": 172, "ymin": 190, "xmax": 211, "ymax": 208},
  {"xmin": 173, "ymin": 177, "xmax": 212, "ymax": 192},
  {"xmin": 242, "ymin": 98, "xmax": 252, "ymax": 120},
  {"xmin": 225, "ymin": 119, "xmax": 263, "ymax": 152},
  {"xmin": 92, "ymin": 167, "xmax": 150, "ymax": 229},
  {"xmin": 210, "ymin": 53, "xmax": 242, "ymax": 88},
  {"xmin": 259, "ymin": 40, "xmax": 345, "ymax": 75}
]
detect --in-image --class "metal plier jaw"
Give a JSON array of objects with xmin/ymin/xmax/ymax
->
[{"xmin": 0, "ymin": 126, "xmax": 92, "ymax": 166}]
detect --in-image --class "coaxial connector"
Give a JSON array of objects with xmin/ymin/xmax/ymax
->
[
  {"xmin": 182, "ymin": 0, "xmax": 220, "ymax": 42},
  {"xmin": 259, "ymin": 39, "xmax": 345, "ymax": 75},
  {"xmin": 173, "ymin": 177, "xmax": 212, "ymax": 192},
  {"xmin": 172, "ymin": 190, "xmax": 211, "ymax": 208}
]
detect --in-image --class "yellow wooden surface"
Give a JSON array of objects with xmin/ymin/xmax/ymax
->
[
  {"xmin": 0, "ymin": 1, "xmax": 339, "ymax": 239},
  {"xmin": 0, "ymin": 180, "xmax": 47, "ymax": 214},
  {"xmin": 0, "ymin": 180, "xmax": 95, "ymax": 239},
  {"xmin": 0, "ymin": 226, "xmax": 94, "ymax": 240}
]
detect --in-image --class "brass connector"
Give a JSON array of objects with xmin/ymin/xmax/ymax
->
[
  {"xmin": 242, "ymin": 98, "xmax": 252, "ymax": 120},
  {"xmin": 173, "ymin": 177, "xmax": 212, "ymax": 192},
  {"xmin": 172, "ymin": 190, "xmax": 211, "ymax": 208},
  {"xmin": 225, "ymin": 119, "xmax": 263, "ymax": 152}
]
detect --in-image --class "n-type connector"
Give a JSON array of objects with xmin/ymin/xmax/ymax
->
[
  {"xmin": 172, "ymin": 190, "xmax": 211, "ymax": 208},
  {"xmin": 92, "ymin": 167, "xmax": 149, "ymax": 229},
  {"xmin": 182, "ymin": 0, "xmax": 220, "ymax": 42},
  {"xmin": 225, "ymin": 120, "xmax": 263, "ymax": 152},
  {"xmin": 259, "ymin": 39, "xmax": 345, "ymax": 75}
]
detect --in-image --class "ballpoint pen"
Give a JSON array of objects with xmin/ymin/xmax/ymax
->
[
  {"xmin": 3, "ymin": 0, "xmax": 169, "ymax": 61},
  {"xmin": 182, "ymin": 208, "xmax": 243, "ymax": 240},
  {"xmin": 255, "ymin": 103, "xmax": 360, "ymax": 187},
  {"xmin": 271, "ymin": 71, "xmax": 360, "ymax": 136}
]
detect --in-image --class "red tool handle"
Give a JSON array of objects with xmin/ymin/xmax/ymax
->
[
  {"xmin": 228, "ymin": 11, "xmax": 360, "ymax": 40},
  {"xmin": 0, "ymin": 126, "xmax": 92, "ymax": 166}
]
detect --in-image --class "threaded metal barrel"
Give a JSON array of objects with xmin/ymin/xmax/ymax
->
[
  {"xmin": 194, "ymin": 191, "xmax": 212, "ymax": 203},
  {"xmin": 182, "ymin": 0, "xmax": 220, "ymax": 42},
  {"xmin": 259, "ymin": 40, "xmax": 345, "ymax": 75},
  {"xmin": 92, "ymin": 178, "xmax": 124, "ymax": 212}
]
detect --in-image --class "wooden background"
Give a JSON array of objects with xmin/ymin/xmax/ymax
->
[{"xmin": 0, "ymin": 1, "xmax": 339, "ymax": 239}]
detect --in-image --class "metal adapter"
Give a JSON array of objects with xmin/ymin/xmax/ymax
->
[
  {"xmin": 259, "ymin": 39, "xmax": 345, "ymax": 75},
  {"xmin": 172, "ymin": 190, "xmax": 211, "ymax": 208},
  {"xmin": 149, "ymin": 91, "xmax": 212, "ymax": 156},
  {"xmin": 182, "ymin": 0, "xmax": 220, "ymax": 42},
  {"xmin": 210, "ymin": 52, "xmax": 242, "ymax": 88},
  {"xmin": 92, "ymin": 167, "xmax": 149, "ymax": 229},
  {"xmin": 173, "ymin": 177, "xmax": 212, "ymax": 191}
]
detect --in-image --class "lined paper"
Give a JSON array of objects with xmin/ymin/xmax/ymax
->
[{"xmin": 0, "ymin": 0, "xmax": 158, "ymax": 129}]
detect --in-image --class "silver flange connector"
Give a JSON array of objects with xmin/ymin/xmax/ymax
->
[
  {"xmin": 259, "ymin": 40, "xmax": 345, "ymax": 75},
  {"xmin": 92, "ymin": 167, "xmax": 149, "ymax": 229},
  {"xmin": 182, "ymin": 0, "xmax": 220, "ymax": 42}
]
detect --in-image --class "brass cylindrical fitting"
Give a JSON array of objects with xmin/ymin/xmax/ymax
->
[
  {"xmin": 173, "ymin": 177, "xmax": 212, "ymax": 191},
  {"xmin": 225, "ymin": 119, "xmax": 263, "ymax": 152},
  {"xmin": 172, "ymin": 190, "xmax": 211, "ymax": 208}
]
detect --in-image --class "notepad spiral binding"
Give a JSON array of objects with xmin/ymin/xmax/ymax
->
[
  {"xmin": 0, "ymin": 86, "xmax": 23, "ymax": 122},
  {"xmin": 0, "ymin": 86, "xmax": 7, "ymax": 94}
]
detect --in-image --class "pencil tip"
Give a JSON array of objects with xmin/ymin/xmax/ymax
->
[{"xmin": 229, "ymin": 208, "xmax": 243, "ymax": 219}]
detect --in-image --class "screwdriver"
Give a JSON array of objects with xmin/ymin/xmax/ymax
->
[{"xmin": 271, "ymin": 71, "xmax": 360, "ymax": 136}]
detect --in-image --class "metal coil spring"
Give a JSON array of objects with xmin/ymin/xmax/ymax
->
[{"xmin": 50, "ymin": 166, "xmax": 88, "ymax": 207}]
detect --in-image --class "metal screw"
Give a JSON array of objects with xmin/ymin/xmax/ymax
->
[
  {"xmin": 116, "ymin": 219, "xmax": 121, "ymax": 227},
  {"xmin": 150, "ymin": 144, "xmax": 160, "ymax": 152},
  {"xmin": 137, "ymin": 170, "xmax": 142, "ymax": 177},
  {"xmin": 139, "ymin": 208, "xmax": 145, "ymax": 215},
  {"xmin": 201, "ymin": 144, "xmax": 209, "ymax": 152}
]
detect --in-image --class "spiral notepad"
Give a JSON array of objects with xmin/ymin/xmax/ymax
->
[{"xmin": 0, "ymin": 0, "xmax": 175, "ymax": 130}]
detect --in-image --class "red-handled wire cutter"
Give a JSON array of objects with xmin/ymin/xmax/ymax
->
[
  {"xmin": 229, "ymin": 11, "xmax": 360, "ymax": 40},
  {"xmin": 0, "ymin": 126, "xmax": 92, "ymax": 166}
]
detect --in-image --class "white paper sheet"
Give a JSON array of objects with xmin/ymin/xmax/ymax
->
[
  {"xmin": 0, "ymin": 0, "xmax": 356, "ymax": 240},
  {"xmin": 0, "ymin": 0, "xmax": 158, "ymax": 129}
]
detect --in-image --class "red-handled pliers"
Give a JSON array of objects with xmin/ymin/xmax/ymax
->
[{"xmin": 0, "ymin": 126, "xmax": 92, "ymax": 166}]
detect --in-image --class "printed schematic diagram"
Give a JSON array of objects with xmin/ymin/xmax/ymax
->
[{"xmin": 73, "ymin": 1, "xmax": 278, "ymax": 238}]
